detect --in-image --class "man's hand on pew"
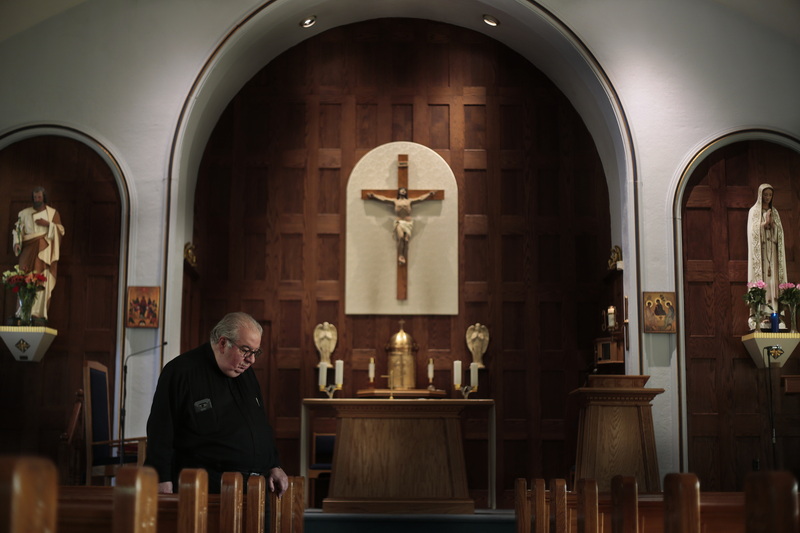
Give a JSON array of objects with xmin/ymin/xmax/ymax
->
[
  {"xmin": 158, "ymin": 481, "xmax": 174, "ymax": 494},
  {"xmin": 268, "ymin": 467, "xmax": 288, "ymax": 497}
]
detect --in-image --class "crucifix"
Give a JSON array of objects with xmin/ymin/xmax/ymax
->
[{"xmin": 362, "ymin": 154, "xmax": 444, "ymax": 300}]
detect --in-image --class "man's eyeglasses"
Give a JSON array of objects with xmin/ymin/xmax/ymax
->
[{"xmin": 226, "ymin": 338, "xmax": 263, "ymax": 360}]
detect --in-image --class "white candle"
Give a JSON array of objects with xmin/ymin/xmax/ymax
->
[
  {"xmin": 428, "ymin": 358, "xmax": 434, "ymax": 381},
  {"xmin": 453, "ymin": 360, "xmax": 461, "ymax": 386},
  {"xmin": 335, "ymin": 360, "xmax": 344, "ymax": 386},
  {"xmin": 470, "ymin": 362, "xmax": 478, "ymax": 388},
  {"xmin": 368, "ymin": 357, "xmax": 375, "ymax": 381},
  {"xmin": 607, "ymin": 305, "xmax": 616, "ymax": 328},
  {"xmin": 318, "ymin": 363, "xmax": 328, "ymax": 387}
]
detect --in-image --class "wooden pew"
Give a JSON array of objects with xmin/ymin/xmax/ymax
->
[
  {"xmin": 58, "ymin": 467, "xmax": 196, "ymax": 533},
  {"xmin": 611, "ymin": 475, "xmax": 638, "ymax": 533},
  {"xmin": 515, "ymin": 478, "xmax": 531, "ymax": 533},
  {"xmin": 0, "ymin": 455, "xmax": 58, "ymax": 533},
  {"xmin": 58, "ymin": 470, "xmax": 303, "ymax": 533},
  {"xmin": 113, "ymin": 466, "xmax": 159, "ymax": 533},
  {"xmin": 178, "ymin": 468, "xmax": 208, "ymax": 533},
  {"xmin": 576, "ymin": 478, "xmax": 599, "ymax": 533},
  {"xmin": 514, "ymin": 478, "xmax": 565, "ymax": 533},
  {"xmin": 270, "ymin": 476, "xmax": 305, "ymax": 533},
  {"xmin": 221, "ymin": 472, "xmax": 244, "ymax": 533},
  {"xmin": 247, "ymin": 474, "xmax": 266, "ymax": 533},
  {"xmin": 531, "ymin": 478, "xmax": 547, "ymax": 533},
  {"xmin": 663, "ymin": 473, "xmax": 700, "ymax": 533},
  {"xmin": 550, "ymin": 478, "xmax": 568, "ymax": 533},
  {"xmin": 515, "ymin": 474, "xmax": 757, "ymax": 533},
  {"xmin": 744, "ymin": 471, "xmax": 799, "ymax": 533}
]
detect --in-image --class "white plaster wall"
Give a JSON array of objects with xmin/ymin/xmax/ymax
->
[
  {"xmin": 1, "ymin": 0, "xmax": 798, "ymax": 477},
  {"xmin": 0, "ymin": 0, "xmax": 261, "ymax": 439},
  {"xmin": 540, "ymin": 0, "xmax": 800, "ymax": 477}
]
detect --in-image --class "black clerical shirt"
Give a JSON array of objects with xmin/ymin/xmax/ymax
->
[{"xmin": 144, "ymin": 342, "xmax": 280, "ymax": 492}]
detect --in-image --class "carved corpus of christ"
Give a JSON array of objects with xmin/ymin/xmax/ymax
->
[{"xmin": 362, "ymin": 154, "xmax": 444, "ymax": 299}]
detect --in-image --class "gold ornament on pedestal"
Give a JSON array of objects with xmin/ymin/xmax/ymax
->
[{"xmin": 386, "ymin": 320, "xmax": 417, "ymax": 390}]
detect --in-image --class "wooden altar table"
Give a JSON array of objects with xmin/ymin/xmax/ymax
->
[{"xmin": 300, "ymin": 398, "xmax": 495, "ymax": 514}]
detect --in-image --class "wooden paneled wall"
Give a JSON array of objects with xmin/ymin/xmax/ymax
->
[
  {"xmin": 0, "ymin": 135, "xmax": 122, "ymax": 467},
  {"xmin": 188, "ymin": 18, "xmax": 610, "ymax": 506},
  {"xmin": 682, "ymin": 140, "xmax": 800, "ymax": 490}
]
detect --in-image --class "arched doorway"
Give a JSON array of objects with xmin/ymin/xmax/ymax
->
[
  {"xmin": 186, "ymin": 17, "xmax": 611, "ymax": 506},
  {"xmin": 680, "ymin": 136, "xmax": 800, "ymax": 490},
  {"xmin": 0, "ymin": 133, "xmax": 125, "ymax": 475}
]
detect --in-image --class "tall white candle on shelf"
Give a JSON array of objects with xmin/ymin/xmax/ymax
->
[
  {"xmin": 368, "ymin": 357, "xmax": 375, "ymax": 381},
  {"xmin": 469, "ymin": 362, "xmax": 478, "ymax": 388},
  {"xmin": 428, "ymin": 358, "xmax": 434, "ymax": 381},
  {"xmin": 607, "ymin": 305, "xmax": 616, "ymax": 329},
  {"xmin": 318, "ymin": 363, "xmax": 328, "ymax": 387},
  {"xmin": 335, "ymin": 360, "xmax": 344, "ymax": 386},
  {"xmin": 453, "ymin": 360, "xmax": 461, "ymax": 386}
]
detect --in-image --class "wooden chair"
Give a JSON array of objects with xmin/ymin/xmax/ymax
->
[
  {"xmin": 611, "ymin": 475, "xmax": 638, "ymax": 533},
  {"xmin": 745, "ymin": 470, "xmax": 799, "ymax": 533},
  {"xmin": 308, "ymin": 433, "xmax": 334, "ymax": 506},
  {"xmin": 270, "ymin": 476, "xmax": 304, "ymax": 533},
  {"xmin": 664, "ymin": 472, "xmax": 700, "ymax": 533},
  {"xmin": 84, "ymin": 360, "xmax": 146, "ymax": 485},
  {"xmin": 58, "ymin": 388, "xmax": 84, "ymax": 485},
  {"xmin": 0, "ymin": 455, "xmax": 58, "ymax": 533}
]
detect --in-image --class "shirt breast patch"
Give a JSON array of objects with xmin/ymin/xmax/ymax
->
[{"xmin": 194, "ymin": 398, "xmax": 213, "ymax": 412}]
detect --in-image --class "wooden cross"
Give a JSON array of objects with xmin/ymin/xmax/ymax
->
[{"xmin": 362, "ymin": 154, "xmax": 444, "ymax": 300}]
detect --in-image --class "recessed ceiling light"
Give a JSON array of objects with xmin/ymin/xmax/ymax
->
[
  {"xmin": 482, "ymin": 14, "xmax": 499, "ymax": 27},
  {"xmin": 300, "ymin": 16, "xmax": 317, "ymax": 28}
]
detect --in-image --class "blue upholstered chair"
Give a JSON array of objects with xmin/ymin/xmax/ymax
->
[{"xmin": 83, "ymin": 360, "xmax": 146, "ymax": 485}]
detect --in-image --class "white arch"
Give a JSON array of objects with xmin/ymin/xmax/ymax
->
[
  {"xmin": 164, "ymin": 0, "xmax": 637, "ymax": 355},
  {"xmin": 672, "ymin": 128, "xmax": 800, "ymax": 469}
]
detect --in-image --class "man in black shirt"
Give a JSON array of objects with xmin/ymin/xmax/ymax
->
[{"xmin": 144, "ymin": 312, "xmax": 288, "ymax": 496}]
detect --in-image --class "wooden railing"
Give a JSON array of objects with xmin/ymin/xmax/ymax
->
[
  {"xmin": 1, "ymin": 455, "xmax": 304, "ymax": 533},
  {"xmin": 515, "ymin": 472, "xmax": 798, "ymax": 533}
]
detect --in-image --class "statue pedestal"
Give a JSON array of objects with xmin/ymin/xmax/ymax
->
[
  {"xmin": 0, "ymin": 326, "xmax": 58, "ymax": 362},
  {"xmin": 741, "ymin": 332, "xmax": 800, "ymax": 368}
]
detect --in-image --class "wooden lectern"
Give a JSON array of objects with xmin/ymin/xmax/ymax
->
[{"xmin": 572, "ymin": 375, "xmax": 664, "ymax": 492}]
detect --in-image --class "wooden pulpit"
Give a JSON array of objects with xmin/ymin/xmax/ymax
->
[{"xmin": 572, "ymin": 375, "xmax": 664, "ymax": 492}]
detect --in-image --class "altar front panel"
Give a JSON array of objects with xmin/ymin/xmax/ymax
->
[{"xmin": 307, "ymin": 399, "xmax": 493, "ymax": 514}]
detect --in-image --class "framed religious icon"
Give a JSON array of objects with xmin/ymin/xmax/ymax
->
[
  {"xmin": 642, "ymin": 291, "xmax": 677, "ymax": 333},
  {"xmin": 126, "ymin": 286, "xmax": 161, "ymax": 328}
]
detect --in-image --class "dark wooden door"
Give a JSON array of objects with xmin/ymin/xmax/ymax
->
[
  {"xmin": 0, "ymin": 135, "xmax": 122, "ymax": 468},
  {"xmin": 187, "ymin": 18, "xmax": 610, "ymax": 506},
  {"xmin": 682, "ymin": 139, "xmax": 800, "ymax": 490}
]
